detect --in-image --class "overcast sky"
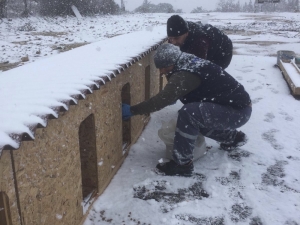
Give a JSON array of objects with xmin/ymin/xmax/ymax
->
[{"xmin": 122, "ymin": 0, "xmax": 249, "ymax": 12}]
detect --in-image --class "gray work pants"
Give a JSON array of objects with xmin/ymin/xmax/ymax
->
[{"xmin": 173, "ymin": 102, "xmax": 252, "ymax": 165}]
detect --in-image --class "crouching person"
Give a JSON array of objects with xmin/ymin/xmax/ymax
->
[{"xmin": 122, "ymin": 43, "xmax": 252, "ymax": 177}]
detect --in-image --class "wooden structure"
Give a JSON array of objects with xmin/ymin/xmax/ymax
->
[
  {"xmin": 0, "ymin": 40, "xmax": 166, "ymax": 225},
  {"xmin": 277, "ymin": 50, "xmax": 300, "ymax": 96},
  {"xmin": 255, "ymin": 0, "xmax": 280, "ymax": 12}
]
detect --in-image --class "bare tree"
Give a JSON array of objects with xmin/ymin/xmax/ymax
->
[
  {"xmin": 21, "ymin": 0, "xmax": 30, "ymax": 17},
  {"xmin": 0, "ymin": 0, "xmax": 7, "ymax": 18},
  {"xmin": 39, "ymin": 0, "xmax": 120, "ymax": 16},
  {"xmin": 191, "ymin": 6, "xmax": 207, "ymax": 13},
  {"xmin": 121, "ymin": 0, "xmax": 125, "ymax": 12}
]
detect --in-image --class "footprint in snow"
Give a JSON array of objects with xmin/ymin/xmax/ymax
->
[
  {"xmin": 133, "ymin": 179, "xmax": 209, "ymax": 213},
  {"xmin": 230, "ymin": 203, "xmax": 253, "ymax": 223},
  {"xmin": 262, "ymin": 160, "xmax": 288, "ymax": 185},
  {"xmin": 286, "ymin": 155, "xmax": 300, "ymax": 161},
  {"xmin": 261, "ymin": 160, "xmax": 300, "ymax": 193},
  {"xmin": 279, "ymin": 111, "xmax": 294, "ymax": 121},
  {"xmin": 215, "ymin": 170, "xmax": 241, "ymax": 186},
  {"xmin": 284, "ymin": 219, "xmax": 300, "ymax": 225},
  {"xmin": 252, "ymin": 97, "xmax": 263, "ymax": 104},
  {"xmin": 175, "ymin": 214, "xmax": 225, "ymax": 225},
  {"xmin": 247, "ymin": 79, "xmax": 256, "ymax": 83},
  {"xmin": 236, "ymin": 75, "xmax": 243, "ymax": 80},
  {"xmin": 252, "ymin": 86, "xmax": 263, "ymax": 91},
  {"xmin": 257, "ymin": 73, "xmax": 266, "ymax": 77},
  {"xmin": 269, "ymin": 87, "xmax": 279, "ymax": 94},
  {"xmin": 261, "ymin": 129, "xmax": 284, "ymax": 150},
  {"xmin": 228, "ymin": 186, "xmax": 245, "ymax": 201},
  {"xmin": 249, "ymin": 216, "xmax": 264, "ymax": 225},
  {"xmin": 227, "ymin": 149, "xmax": 252, "ymax": 161},
  {"xmin": 241, "ymin": 69, "xmax": 253, "ymax": 73},
  {"xmin": 264, "ymin": 112, "xmax": 275, "ymax": 122}
]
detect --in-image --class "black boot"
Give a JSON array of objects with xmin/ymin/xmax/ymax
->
[
  {"xmin": 156, "ymin": 160, "xmax": 194, "ymax": 177},
  {"xmin": 220, "ymin": 131, "xmax": 247, "ymax": 151}
]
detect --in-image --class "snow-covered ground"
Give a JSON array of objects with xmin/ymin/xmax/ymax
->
[
  {"xmin": 0, "ymin": 13, "xmax": 167, "ymax": 70},
  {"xmin": 1, "ymin": 12, "xmax": 300, "ymax": 225},
  {"xmin": 1, "ymin": 13, "xmax": 300, "ymax": 70}
]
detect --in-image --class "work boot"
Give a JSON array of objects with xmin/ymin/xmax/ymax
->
[
  {"xmin": 220, "ymin": 131, "xmax": 247, "ymax": 151},
  {"xmin": 156, "ymin": 160, "xmax": 194, "ymax": 177}
]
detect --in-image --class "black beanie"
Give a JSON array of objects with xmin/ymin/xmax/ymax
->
[
  {"xmin": 154, "ymin": 43, "xmax": 182, "ymax": 69},
  {"xmin": 167, "ymin": 15, "xmax": 189, "ymax": 37}
]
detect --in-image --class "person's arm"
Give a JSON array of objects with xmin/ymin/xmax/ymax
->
[{"xmin": 130, "ymin": 71, "xmax": 201, "ymax": 115}]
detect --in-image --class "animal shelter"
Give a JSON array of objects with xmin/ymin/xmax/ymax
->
[{"xmin": 0, "ymin": 36, "xmax": 166, "ymax": 225}]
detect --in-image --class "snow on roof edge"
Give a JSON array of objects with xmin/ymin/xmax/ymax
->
[{"xmin": 0, "ymin": 27, "xmax": 167, "ymax": 154}]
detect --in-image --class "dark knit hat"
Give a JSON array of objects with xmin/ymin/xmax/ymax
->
[
  {"xmin": 167, "ymin": 15, "xmax": 189, "ymax": 37},
  {"xmin": 154, "ymin": 43, "xmax": 182, "ymax": 69}
]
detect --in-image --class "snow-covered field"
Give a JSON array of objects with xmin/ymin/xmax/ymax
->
[
  {"xmin": 1, "ymin": 12, "xmax": 300, "ymax": 225},
  {"xmin": 1, "ymin": 13, "xmax": 300, "ymax": 71},
  {"xmin": 0, "ymin": 13, "xmax": 167, "ymax": 71}
]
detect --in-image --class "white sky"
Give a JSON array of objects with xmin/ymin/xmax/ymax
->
[
  {"xmin": 1, "ymin": 12, "xmax": 300, "ymax": 225},
  {"xmin": 122, "ymin": 0, "xmax": 250, "ymax": 12}
]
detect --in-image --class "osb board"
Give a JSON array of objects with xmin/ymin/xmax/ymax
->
[
  {"xmin": 91, "ymin": 56, "xmax": 157, "ymax": 195},
  {"xmin": 0, "ymin": 191, "xmax": 13, "ymax": 225},
  {"xmin": 89, "ymin": 53, "xmax": 161, "ymax": 200},
  {"xmin": 148, "ymin": 51, "xmax": 162, "ymax": 96},
  {"xmin": 10, "ymin": 53, "xmax": 160, "ymax": 225},
  {"xmin": 278, "ymin": 60, "xmax": 300, "ymax": 96},
  {"xmin": 78, "ymin": 114, "xmax": 98, "ymax": 199},
  {"xmin": 89, "ymin": 81, "xmax": 124, "ymax": 193},
  {"xmin": 12, "ymin": 108, "xmax": 86, "ymax": 225},
  {"xmin": 126, "ymin": 57, "xmax": 150, "ymax": 143},
  {"xmin": 11, "ymin": 83, "xmax": 121, "ymax": 225},
  {"xmin": 0, "ymin": 151, "xmax": 20, "ymax": 225}
]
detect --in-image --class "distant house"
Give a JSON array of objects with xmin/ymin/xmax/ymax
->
[{"xmin": 0, "ymin": 31, "xmax": 166, "ymax": 225}]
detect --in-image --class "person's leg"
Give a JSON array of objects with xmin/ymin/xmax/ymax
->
[{"xmin": 172, "ymin": 102, "xmax": 252, "ymax": 165}]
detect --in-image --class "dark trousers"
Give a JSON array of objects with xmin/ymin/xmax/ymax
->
[{"xmin": 173, "ymin": 102, "xmax": 252, "ymax": 165}]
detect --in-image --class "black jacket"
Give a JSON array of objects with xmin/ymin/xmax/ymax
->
[
  {"xmin": 175, "ymin": 53, "xmax": 251, "ymax": 109},
  {"xmin": 130, "ymin": 53, "xmax": 250, "ymax": 115},
  {"xmin": 180, "ymin": 21, "xmax": 233, "ymax": 69}
]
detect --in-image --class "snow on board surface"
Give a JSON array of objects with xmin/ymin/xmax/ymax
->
[
  {"xmin": 280, "ymin": 60, "xmax": 300, "ymax": 87},
  {"xmin": 0, "ymin": 25, "xmax": 166, "ymax": 152},
  {"xmin": 1, "ymin": 12, "xmax": 300, "ymax": 225}
]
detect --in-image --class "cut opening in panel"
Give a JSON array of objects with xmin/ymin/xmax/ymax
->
[
  {"xmin": 145, "ymin": 65, "xmax": 151, "ymax": 101},
  {"xmin": 79, "ymin": 114, "xmax": 98, "ymax": 209},
  {"xmin": 0, "ymin": 192, "xmax": 12, "ymax": 225},
  {"xmin": 159, "ymin": 74, "xmax": 164, "ymax": 92},
  {"xmin": 145, "ymin": 65, "xmax": 151, "ymax": 117},
  {"xmin": 121, "ymin": 83, "xmax": 131, "ymax": 154}
]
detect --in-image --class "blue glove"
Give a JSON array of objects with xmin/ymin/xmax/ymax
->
[{"xmin": 122, "ymin": 103, "xmax": 132, "ymax": 120}]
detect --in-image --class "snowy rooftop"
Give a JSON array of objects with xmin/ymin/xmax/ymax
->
[{"xmin": 0, "ymin": 26, "xmax": 166, "ymax": 153}]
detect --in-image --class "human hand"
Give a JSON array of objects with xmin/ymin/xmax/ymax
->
[{"xmin": 122, "ymin": 103, "xmax": 132, "ymax": 120}]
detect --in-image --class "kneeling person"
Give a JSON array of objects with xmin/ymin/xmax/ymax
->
[{"xmin": 122, "ymin": 43, "xmax": 252, "ymax": 177}]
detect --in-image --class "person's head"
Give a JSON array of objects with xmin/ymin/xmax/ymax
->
[
  {"xmin": 167, "ymin": 15, "xmax": 189, "ymax": 47},
  {"xmin": 154, "ymin": 43, "xmax": 182, "ymax": 75}
]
